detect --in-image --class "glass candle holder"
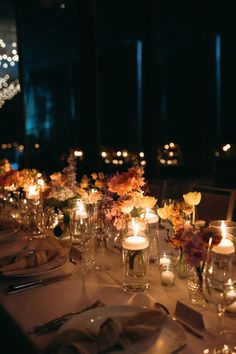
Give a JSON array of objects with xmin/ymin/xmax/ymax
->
[
  {"xmin": 160, "ymin": 263, "xmax": 175, "ymax": 287},
  {"xmin": 122, "ymin": 217, "xmax": 149, "ymax": 293},
  {"xmin": 159, "ymin": 252, "xmax": 171, "ymax": 266},
  {"xmin": 209, "ymin": 220, "xmax": 236, "ymax": 255},
  {"xmin": 140, "ymin": 208, "xmax": 159, "ymax": 264}
]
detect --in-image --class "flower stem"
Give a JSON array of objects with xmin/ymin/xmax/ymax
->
[
  {"xmin": 192, "ymin": 206, "xmax": 195, "ymax": 225},
  {"xmin": 129, "ymin": 250, "xmax": 138, "ymax": 270}
]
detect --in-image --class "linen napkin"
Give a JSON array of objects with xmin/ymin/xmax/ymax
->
[
  {"xmin": 0, "ymin": 234, "xmax": 69, "ymax": 276},
  {"xmin": 44, "ymin": 308, "xmax": 166, "ymax": 354}
]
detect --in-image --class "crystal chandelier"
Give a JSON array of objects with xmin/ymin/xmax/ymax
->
[{"xmin": 0, "ymin": 38, "xmax": 20, "ymax": 108}]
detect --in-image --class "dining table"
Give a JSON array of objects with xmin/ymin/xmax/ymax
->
[{"xmin": 0, "ymin": 226, "xmax": 235, "ymax": 354}]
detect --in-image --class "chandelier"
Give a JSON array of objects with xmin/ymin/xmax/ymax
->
[{"xmin": 0, "ymin": 38, "xmax": 20, "ymax": 108}]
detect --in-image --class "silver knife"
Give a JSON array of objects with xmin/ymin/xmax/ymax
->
[{"xmin": 7, "ymin": 273, "xmax": 72, "ymax": 294}]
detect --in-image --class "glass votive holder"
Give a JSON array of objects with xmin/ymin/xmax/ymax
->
[
  {"xmin": 159, "ymin": 252, "xmax": 172, "ymax": 267},
  {"xmin": 209, "ymin": 220, "xmax": 236, "ymax": 238},
  {"xmin": 160, "ymin": 263, "xmax": 175, "ymax": 287}
]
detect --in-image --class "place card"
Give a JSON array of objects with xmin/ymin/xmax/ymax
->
[{"xmin": 174, "ymin": 301, "xmax": 205, "ymax": 330}]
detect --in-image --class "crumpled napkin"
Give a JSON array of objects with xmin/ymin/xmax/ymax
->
[{"xmin": 44, "ymin": 308, "xmax": 166, "ymax": 354}]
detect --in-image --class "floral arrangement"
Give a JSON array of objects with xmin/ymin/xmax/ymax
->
[
  {"xmin": 157, "ymin": 192, "xmax": 222, "ymax": 279},
  {"xmin": 76, "ymin": 172, "xmax": 104, "ymax": 204},
  {"xmin": 102, "ymin": 166, "xmax": 157, "ymax": 230},
  {"xmin": 43, "ymin": 153, "xmax": 105, "ymax": 205},
  {"xmin": 157, "ymin": 192, "xmax": 202, "ymax": 232},
  {"xmin": 43, "ymin": 151, "xmax": 78, "ymax": 204},
  {"xmin": 0, "ymin": 166, "xmax": 45, "ymax": 194},
  {"xmin": 0, "ymin": 158, "xmax": 11, "ymax": 175}
]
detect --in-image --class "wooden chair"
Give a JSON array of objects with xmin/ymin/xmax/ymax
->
[{"xmin": 194, "ymin": 185, "xmax": 236, "ymax": 225}]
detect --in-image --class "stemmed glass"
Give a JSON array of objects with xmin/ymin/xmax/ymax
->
[
  {"xmin": 69, "ymin": 209, "xmax": 94, "ymax": 272},
  {"xmin": 22, "ymin": 198, "xmax": 46, "ymax": 238},
  {"xmin": 202, "ymin": 234, "xmax": 236, "ymax": 353},
  {"xmin": 90, "ymin": 207, "xmax": 113, "ymax": 271}
]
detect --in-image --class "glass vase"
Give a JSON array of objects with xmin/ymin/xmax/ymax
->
[
  {"xmin": 176, "ymin": 250, "xmax": 190, "ymax": 279},
  {"xmin": 187, "ymin": 267, "xmax": 206, "ymax": 307}
]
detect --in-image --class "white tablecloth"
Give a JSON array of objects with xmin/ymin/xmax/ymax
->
[{"xmin": 0, "ymin": 229, "xmax": 235, "ymax": 354}]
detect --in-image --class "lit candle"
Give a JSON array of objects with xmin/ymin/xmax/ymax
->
[
  {"xmin": 212, "ymin": 221, "xmax": 235, "ymax": 255},
  {"xmin": 26, "ymin": 185, "xmax": 40, "ymax": 199},
  {"xmin": 159, "ymin": 253, "xmax": 171, "ymax": 266},
  {"xmin": 122, "ymin": 235, "xmax": 149, "ymax": 250},
  {"xmin": 161, "ymin": 268, "xmax": 175, "ymax": 286},
  {"xmin": 141, "ymin": 208, "xmax": 159, "ymax": 224},
  {"xmin": 123, "ymin": 218, "xmax": 149, "ymax": 250},
  {"xmin": 75, "ymin": 201, "xmax": 87, "ymax": 219}
]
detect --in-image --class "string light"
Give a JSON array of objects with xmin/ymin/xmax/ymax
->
[
  {"xmin": 157, "ymin": 142, "xmax": 183, "ymax": 166},
  {"xmin": 100, "ymin": 148, "xmax": 146, "ymax": 166},
  {"xmin": 0, "ymin": 38, "xmax": 20, "ymax": 107}
]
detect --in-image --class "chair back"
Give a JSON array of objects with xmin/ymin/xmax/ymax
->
[{"xmin": 194, "ymin": 185, "xmax": 236, "ymax": 225}]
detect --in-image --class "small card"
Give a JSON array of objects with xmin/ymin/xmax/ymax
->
[{"xmin": 174, "ymin": 301, "xmax": 205, "ymax": 330}]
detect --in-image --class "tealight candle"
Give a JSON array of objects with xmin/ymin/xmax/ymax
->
[
  {"xmin": 26, "ymin": 185, "xmax": 40, "ymax": 199},
  {"xmin": 211, "ymin": 221, "xmax": 235, "ymax": 255},
  {"xmin": 212, "ymin": 238, "xmax": 235, "ymax": 255},
  {"xmin": 159, "ymin": 253, "xmax": 171, "ymax": 266},
  {"xmin": 122, "ymin": 235, "xmax": 149, "ymax": 250},
  {"xmin": 160, "ymin": 264, "xmax": 175, "ymax": 286},
  {"xmin": 141, "ymin": 208, "xmax": 159, "ymax": 224}
]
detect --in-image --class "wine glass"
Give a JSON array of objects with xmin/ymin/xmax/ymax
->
[
  {"xmin": 89, "ymin": 208, "xmax": 113, "ymax": 271},
  {"xmin": 202, "ymin": 235, "xmax": 236, "ymax": 353},
  {"xmin": 69, "ymin": 210, "xmax": 94, "ymax": 272},
  {"xmin": 23, "ymin": 198, "xmax": 47, "ymax": 238},
  {"xmin": 37, "ymin": 207, "xmax": 62, "ymax": 236}
]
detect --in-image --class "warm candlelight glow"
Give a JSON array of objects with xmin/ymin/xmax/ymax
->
[
  {"xmin": 131, "ymin": 218, "xmax": 140, "ymax": 236},
  {"xmin": 75, "ymin": 201, "xmax": 87, "ymax": 219},
  {"xmin": 27, "ymin": 185, "xmax": 40, "ymax": 199},
  {"xmin": 123, "ymin": 218, "xmax": 149, "ymax": 250},
  {"xmin": 37, "ymin": 178, "xmax": 45, "ymax": 190},
  {"xmin": 140, "ymin": 208, "xmax": 159, "ymax": 224},
  {"xmin": 122, "ymin": 235, "xmax": 149, "ymax": 250},
  {"xmin": 159, "ymin": 252, "xmax": 171, "ymax": 265},
  {"xmin": 221, "ymin": 221, "xmax": 227, "ymax": 239},
  {"xmin": 212, "ymin": 221, "xmax": 235, "ymax": 255}
]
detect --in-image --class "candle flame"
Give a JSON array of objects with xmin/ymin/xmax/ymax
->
[
  {"xmin": 131, "ymin": 218, "xmax": 140, "ymax": 236},
  {"xmin": 28, "ymin": 185, "xmax": 37, "ymax": 194},
  {"xmin": 77, "ymin": 201, "xmax": 85, "ymax": 214},
  {"xmin": 146, "ymin": 208, "xmax": 150, "ymax": 215},
  {"xmin": 221, "ymin": 221, "xmax": 227, "ymax": 239}
]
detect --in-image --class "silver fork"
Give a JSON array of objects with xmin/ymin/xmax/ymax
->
[{"xmin": 29, "ymin": 299, "xmax": 104, "ymax": 335}]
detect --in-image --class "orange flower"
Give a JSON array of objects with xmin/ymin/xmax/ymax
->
[
  {"xmin": 108, "ymin": 167, "xmax": 145, "ymax": 196},
  {"xmin": 50, "ymin": 172, "xmax": 62, "ymax": 181},
  {"xmin": 95, "ymin": 180, "xmax": 104, "ymax": 188},
  {"xmin": 91, "ymin": 173, "xmax": 98, "ymax": 180},
  {"xmin": 80, "ymin": 176, "xmax": 89, "ymax": 189}
]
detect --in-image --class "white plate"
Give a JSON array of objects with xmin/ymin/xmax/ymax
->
[
  {"xmin": 59, "ymin": 305, "xmax": 186, "ymax": 354},
  {"xmin": 1, "ymin": 255, "xmax": 69, "ymax": 278}
]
